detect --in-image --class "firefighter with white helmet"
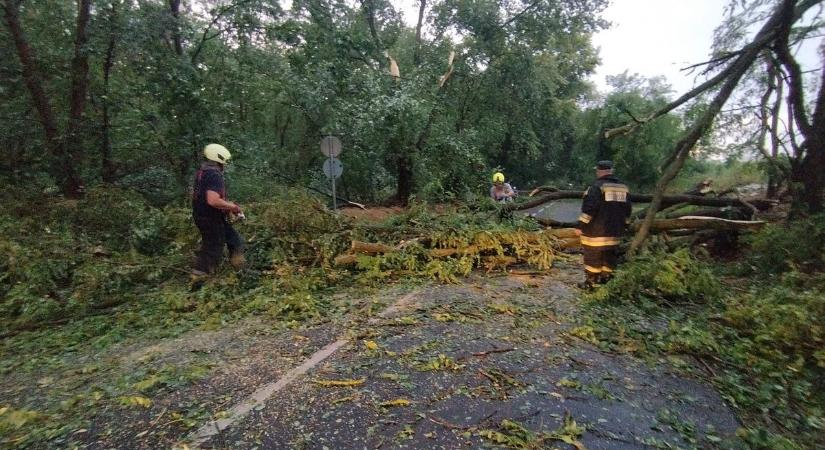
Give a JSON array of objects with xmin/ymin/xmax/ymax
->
[{"xmin": 191, "ymin": 143, "xmax": 245, "ymax": 282}]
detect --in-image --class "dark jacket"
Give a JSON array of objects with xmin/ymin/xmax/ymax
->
[
  {"xmin": 192, "ymin": 162, "xmax": 226, "ymax": 220},
  {"xmin": 577, "ymin": 175, "xmax": 632, "ymax": 247}
]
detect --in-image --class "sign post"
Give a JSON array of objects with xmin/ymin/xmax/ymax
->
[{"xmin": 320, "ymin": 136, "xmax": 343, "ymax": 209}]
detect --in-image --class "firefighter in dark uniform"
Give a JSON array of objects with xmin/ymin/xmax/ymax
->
[
  {"xmin": 191, "ymin": 143, "xmax": 245, "ymax": 282},
  {"xmin": 575, "ymin": 160, "xmax": 632, "ymax": 288}
]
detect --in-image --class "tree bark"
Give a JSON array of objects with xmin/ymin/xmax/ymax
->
[
  {"xmin": 101, "ymin": 2, "xmax": 118, "ymax": 183},
  {"xmin": 65, "ymin": 0, "xmax": 92, "ymax": 173},
  {"xmin": 665, "ymin": 207, "xmax": 749, "ymax": 220},
  {"xmin": 2, "ymin": 0, "xmax": 84, "ymax": 197},
  {"xmin": 362, "ymin": 0, "xmax": 382, "ymax": 52},
  {"xmin": 396, "ymin": 153, "xmax": 413, "ymax": 204},
  {"xmin": 758, "ymin": 57, "xmax": 778, "ymax": 198},
  {"xmin": 796, "ymin": 50, "xmax": 825, "ymax": 213},
  {"xmin": 509, "ymin": 189, "xmax": 775, "ymax": 211},
  {"xmin": 772, "ymin": 0, "xmax": 825, "ymax": 213},
  {"xmin": 168, "ymin": 0, "xmax": 184, "ymax": 57},
  {"xmin": 631, "ymin": 217, "xmax": 765, "ymax": 233},
  {"xmin": 413, "ymin": 0, "xmax": 426, "ymax": 65}
]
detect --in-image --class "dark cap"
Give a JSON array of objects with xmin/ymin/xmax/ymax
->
[{"xmin": 595, "ymin": 160, "xmax": 613, "ymax": 170}]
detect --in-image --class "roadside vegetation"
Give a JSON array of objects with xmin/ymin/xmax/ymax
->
[{"xmin": 580, "ymin": 216, "xmax": 825, "ymax": 449}]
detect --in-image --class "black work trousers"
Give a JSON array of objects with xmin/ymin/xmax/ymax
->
[
  {"xmin": 582, "ymin": 244, "xmax": 618, "ymax": 281},
  {"xmin": 193, "ymin": 216, "xmax": 244, "ymax": 274}
]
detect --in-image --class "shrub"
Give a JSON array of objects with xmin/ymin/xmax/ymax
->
[
  {"xmin": 73, "ymin": 187, "xmax": 149, "ymax": 250},
  {"xmin": 724, "ymin": 272, "xmax": 825, "ymax": 374},
  {"xmin": 588, "ymin": 248, "xmax": 721, "ymax": 304},
  {"xmin": 745, "ymin": 214, "xmax": 825, "ymax": 274},
  {"xmin": 116, "ymin": 167, "xmax": 183, "ymax": 207}
]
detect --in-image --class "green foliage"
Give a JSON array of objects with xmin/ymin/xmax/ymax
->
[
  {"xmin": 673, "ymin": 159, "xmax": 765, "ymax": 194},
  {"xmin": 0, "ymin": 0, "xmax": 618, "ymax": 204},
  {"xmin": 733, "ymin": 428, "xmax": 804, "ymax": 450},
  {"xmin": 745, "ymin": 214, "xmax": 825, "ymax": 274},
  {"xmin": 587, "ymin": 248, "xmax": 721, "ymax": 304},
  {"xmin": 73, "ymin": 187, "xmax": 151, "ymax": 250},
  {"xmin": 116, "ymin": 168, "xmax": 183, "ymax": 207},
  {"xmin": 0, "ymin": 406, "xmax": 43, "ymax": 436},
  {"xmin": 582, "ymin": 238, "xmax": 825, "ymax": 449},
  {"xmin": 349, "ymin": 221, "xmax": 560, "ymax": 285},
  {"xmin": 571, "ymin": 73, "xmax": 683, "ymax": 190},
  {"xmin": 720, "ymin": 273, "xmax": 825, "ymax": 428}
]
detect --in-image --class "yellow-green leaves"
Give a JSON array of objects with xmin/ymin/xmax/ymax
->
[
  {"xmin": 118, "ymin": 396, "xmax": 152, "ymax": 408},
  {"xmin": 417, "ymin": 354, "xmax": 464, "ymax": 372},
  {"xmin": 378, "ymin": 398, "xmax": 411, "ymax": 407},
  {"xmin": 313, "ymin": 378, "xmax": 366, "ymax": 387},
  {"xmin": 0, "ymin": 406, "xmax": 41, "ymax": 430}
]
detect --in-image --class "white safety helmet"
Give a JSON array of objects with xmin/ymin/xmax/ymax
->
[{"xmin": 203, "ymin": 143, "xmax": 231, "ymax": 164}]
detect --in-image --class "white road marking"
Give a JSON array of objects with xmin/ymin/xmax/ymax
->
[{"xmin": 186, "ymin": 290, "xmax": 419, "ymax": 448}]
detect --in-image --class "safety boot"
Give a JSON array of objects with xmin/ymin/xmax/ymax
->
[
  {"xmin": 577, "ymin": 272, "xmax": 600, "ymax": 290},
  {"xmin": 189, "ymin": 269, "xmax": 208, "ymax": 291},
  {"xmin": 229, "ymin": 251, "xmax": 246, "ymax": 269}
]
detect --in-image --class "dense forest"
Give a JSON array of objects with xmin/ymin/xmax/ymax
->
[
  {"xmin": 3, "ymin": 0, "xmax": 818, "ymax": 207},
  {"xmin": 1, "ymin": 0, "xmax": 825, "ymax": 449}
]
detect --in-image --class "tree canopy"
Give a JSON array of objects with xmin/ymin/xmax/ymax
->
[{"xmin": 2, "ymin": 0, "xmax": 823, "ymax": 215}]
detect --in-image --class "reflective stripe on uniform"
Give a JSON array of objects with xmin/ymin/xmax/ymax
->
[
  {"xmin": 600, "ymin": 183, "xmax": 629, "ymax": 193},
  {"xmin": 580, "ymin": 236, "xmax": 620, "ymax": 247},
  {"xmin": 584, "ymin": 265, "xmax": 602, "ymax": 273},
  {"xmin": 601, "ymin": 266, "xmax": 614, "ymax": 273},
  {"xmin": 578, "ymin": 213, "xmax": 592, "ymax": 224},
  {"xmin": 601, "ymin": 184, "xmax": 628, "ymax": 202}
]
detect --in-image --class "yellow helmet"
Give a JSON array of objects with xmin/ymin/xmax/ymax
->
[
  {"xmin": 492, "ymin": 172, "xmax": 505, "ymax": 183},
  {"xmin": 203, "ymin": 143, "xmax": 231, "ymax": 164}
]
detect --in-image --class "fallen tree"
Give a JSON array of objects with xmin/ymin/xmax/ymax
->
[
  {"xmin": 631, "ymin": 216, "xmax": 766, "ymax": 232},
  {"xmin": 511, "ymin": 188, "xmax": 776, "ymax": 212},
  {"xmin": 333, "ymin": 229, "xmax": 577, "ymax": 270},
  {"xmin": 334, "ymin": 216, "xmax": 765, "ymax": 267}
]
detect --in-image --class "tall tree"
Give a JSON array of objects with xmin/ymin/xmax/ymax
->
[
  {"xmin": 2, "ymin": 0, "xmax": 91, "ymax": 197},
  {"xmin": 603, "ymin": 0, "xmax": 825, "ymax": 253}
]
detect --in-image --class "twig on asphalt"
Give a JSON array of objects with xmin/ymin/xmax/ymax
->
[{"xmin": 471, "ymin": 347, "xmax": 515, "ymax": 357}]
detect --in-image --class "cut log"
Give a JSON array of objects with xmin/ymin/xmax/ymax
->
[
  {"xmin": 334, "ymin": 254, "xmax": 360, "ymax": 266},
  {"xmin": 558, "ymin": 237, "xmax": 581, "ymax": 249},
  {"xmin": 334, "ymin": 218, "xmax": 762, "ymax": 267},
  {"xmin": 546, "ymin": 228, "xmax": 579, "ymax": 239},
  {"xmin": 351, "ymin": 240, "xmax": 394, "ymax": 254},
  {"xmin": 633, "ymin": 216, "xmax": 765, "ymax": 232},
  {"xmin": 535, "ymin": 218, "xmax": 578, "ymax": 228},
  {"xmin": 513, "ymin": 188, "xmax": 776, "ymax": 211},
  {"xmin": 665, "ymin": 207, "xmax": 749, "ymax": 220}
]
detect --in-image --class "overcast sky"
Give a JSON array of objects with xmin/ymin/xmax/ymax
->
[
  {"xmin": 393, "ymin": 0, "xmax": 820, "ymax": 98},
  {"xmin": 590, "ymin": 0, "xmax": 725, "ymax": 94}
]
